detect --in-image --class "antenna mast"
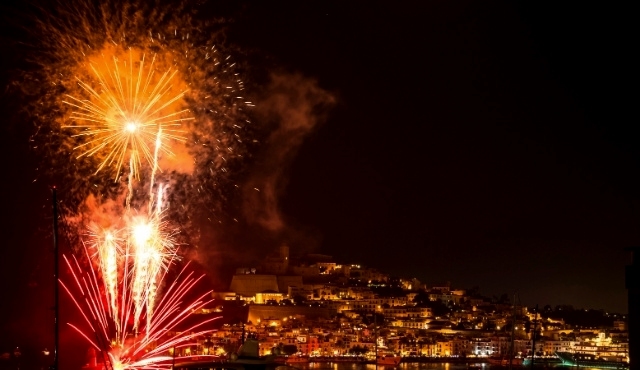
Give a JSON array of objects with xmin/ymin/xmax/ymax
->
[{"xmin": 51, "ymin": 187, "xmax": 59, "ymax": 370}]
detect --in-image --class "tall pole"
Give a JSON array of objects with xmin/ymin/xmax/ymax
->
[
  {"xmin": 626, "ymin": 247, "xmax": 639, "ymax": 368},
  {"xmin": 241, "ymin": 322, "xmax": 245, "ymax": 345},
  {"xmin": 530, "ymin": 304, "xmax": 538, "ymax": 370},
  {"xmin": 508, "ymin": 293, "xmax": 517, "ymax": 370},
  {"xmin": 51, "ymin": 187, "xmax": 59, "ymax": 370},
  {"xmin": 374, "ymin": 312, "xmax": 378, "ymax": 370}
]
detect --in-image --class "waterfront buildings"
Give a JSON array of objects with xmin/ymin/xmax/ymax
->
[{"xmin": 172, "ymin": 246, "xmax": 630, "ymax": 364}]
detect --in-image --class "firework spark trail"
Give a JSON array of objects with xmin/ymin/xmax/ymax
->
[
  {"xmin": 84, "ymin": 187, "xmax": 180, "ymax": 337},
  {"xmin": 128, "ymin": 205, "xmax": 178, "ymax": 335},
  {"xmin": 149, "ymin": 127, "xmax": 163, "ymax": 205},
  {"xmin": 127, "ymin": 156, "xmax": 134, "ymax": 210},
  {"xmin": 88, "ymin": 227, "xmax": 122, "ymax": 330},
  {"xmin": 63, "ymin": 242, "xmax": 218, "ymax": 369},
  {"xmin": 75, "ymin": 177, "xmax": 184, "ymax": 366}
]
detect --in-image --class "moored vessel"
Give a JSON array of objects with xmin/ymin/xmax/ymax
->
[
  {"xmin": 285, "ymin": 355, "xmax": 310, "ymax": 365},
  {"xmin": 376, "ymin": 354, "xmax": 402, "ymax": 366},
  {"xmin": 487, "ymin": 356, "xmax": 524, "ymax": 366},
  {"xmin": 555, "ymin": 351, "xmax": 629, "ymax": 369}
]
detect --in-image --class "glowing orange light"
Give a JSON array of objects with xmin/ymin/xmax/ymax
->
[{"xmin": 63, "ymin": 48, "xmax": 192, "ymax": 180}]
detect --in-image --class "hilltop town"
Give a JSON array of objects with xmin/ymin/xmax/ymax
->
[{"xmin": 181, "ymin": 245, "xmax": 629, "ymax": 364}]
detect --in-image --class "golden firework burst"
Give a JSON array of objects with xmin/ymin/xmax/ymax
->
[{"xmin": 63, "ymin": 47, "xmax": 193, "ymax": 180}]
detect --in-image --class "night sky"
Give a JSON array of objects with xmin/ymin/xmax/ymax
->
[
  {"xmin": 209, "ymin": 1, "xmax": 635, "ymax": 313},
  {"xmin": 0, "ymin": 0, "xmax": 635, "ymax": 357}
]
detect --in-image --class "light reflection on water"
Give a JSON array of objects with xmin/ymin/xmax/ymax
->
[
  {"xmin": 293, "ymin": 363, "xmax": 607, "ymax": 370},
  {"xmin": 294, "ymin": 362, "xmax": 488, "ymax": 370}
]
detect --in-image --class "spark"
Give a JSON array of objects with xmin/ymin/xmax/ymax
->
[
  {"xmin": 62, "ymin": 244, "xmax": 217, "ymax": 369},
  {"xmin": 86, "ymin": 226, "xmax": 123, "ymax": 328},
  {"xmin": 63, "ymin": 49, "xmax": 193, "ymax": 180},
  {"xmin": 76, "ymin": 182, "xmax": 185, "ymax": 367},
  {"xmin": 128, "ymin": 199, "xmax": 179, "ymax": 334}
]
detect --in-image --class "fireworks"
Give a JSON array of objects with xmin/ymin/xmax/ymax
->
[
  {"xmin": 23, "ymin": 0, "xmax": 256, "ymax": 233},
  {"xmin": 14, "ymin": 0, "xmax": 258, "ymax": 368},
  {"xmin": 63, "ymin": 48, "xmax": 192, "ymax": 181},
  {"xmin": 62, "ymin": 247, "xmax": 218, "ymax": 369},
  {"xmin": 68, "ymin": 179, "xmax": 213, "ymax": 368}
]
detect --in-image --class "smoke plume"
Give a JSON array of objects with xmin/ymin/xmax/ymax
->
[{"xmin": 242, "ymin": 72, "xmax": 335, "ymax": 234}]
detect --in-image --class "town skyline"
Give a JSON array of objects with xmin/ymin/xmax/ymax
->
[
  {"xmin": 0, "ymin": 2, "xmax": 634, "ymax": 366},
  {"xmin": 214, "ymin": 244, "xmax": 630, "ymax": 315}
]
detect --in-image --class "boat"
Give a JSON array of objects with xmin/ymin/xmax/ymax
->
[
  {"xmin": 521, "ymin": 356, "xmax": 561, "ymax": 367},
  {"xmin": 285, "ymin": 355, "xmax": 310, "ymax": 364},
  {"xmin": 371, "ymin": 312, "xmax": 400, "ymax": 367},
  {"xmin": 486, "ymin": 294, "xmax": 524, "ymax": 368},
  {"xmin": 376, "ymin": 354, "xmax": 402, "ymax": 366},
  {"xmin": 555, "ymin": 351, "xmax": 629, "ymax": 369},
  {"xmin": 487, "ymin": 356, "xmax": 524, "ymax": 366},
  {"xmin": 173, "ymin": 339, "xmax": 281, "ymax": 370}
]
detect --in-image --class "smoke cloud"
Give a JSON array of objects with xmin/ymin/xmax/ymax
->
[{"xmin": 241, "ymin": 72, "xmax": 335, "ymax": 234}]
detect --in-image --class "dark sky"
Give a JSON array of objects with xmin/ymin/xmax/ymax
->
[
  {"xmin": 217, "ymin": 0, "xmax": 635, "ymax": 313},
  {"xmin": 0, "ymin": 2, "xmax": 635, "ymax": 357}
]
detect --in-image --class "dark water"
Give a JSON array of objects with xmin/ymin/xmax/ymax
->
[
  {"xmin": 296, "ymin": 363, "xmax": 488, "ymax": 370},
  {"xmin": 296, "ymin": 363, "xmax": 480, "ymax": 370},
  {"xmin": 294, "ymin": 362, "xmax": 608, "ymax": 370}
]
